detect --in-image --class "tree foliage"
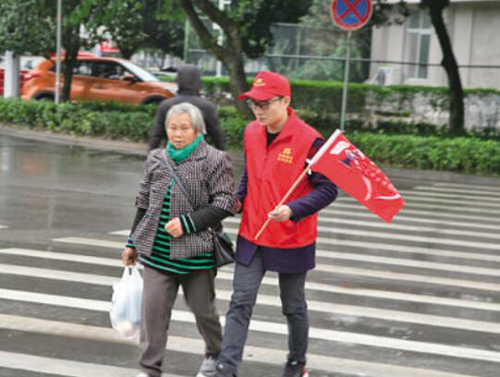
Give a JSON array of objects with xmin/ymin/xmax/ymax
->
[
  {"xmin": 179, "ymin": 0, "xmax": 313, "ymax": 118},
  {"xmin": 142, "ymin": 0, "xmax": 185, "ymax": 59},
  {"xmin": 86, "ymin": 0, "xmax": 147, "ymax": 59},
  {"xmin": 89, "ymin": 0, "xmax": 185, "ymax": 61},
  {"xmin": 0, "ymin": 0, "xmax": 55, "ymax": 56}
]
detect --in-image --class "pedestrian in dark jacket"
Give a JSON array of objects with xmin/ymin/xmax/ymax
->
[
  {"xmin": 149, "ymin": 64, "xmax": 226, "ymax": 151},
  {"xmin": 123, "ymin": 102, "xmax": 237, "ymax": 377}
]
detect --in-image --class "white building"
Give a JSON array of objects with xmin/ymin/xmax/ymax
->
[{"xmin": 370, "ymin": 0, "xmax": 500, "ymax": 89}]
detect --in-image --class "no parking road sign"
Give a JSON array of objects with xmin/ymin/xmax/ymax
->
[{"xmin": 331, "ymin": 0, "xmax": 373, "ymax": 31}]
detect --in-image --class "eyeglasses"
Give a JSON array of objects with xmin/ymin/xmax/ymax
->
[{"xmin": 246, "ymin": 97, "xmax": 282, "ymax": 111}]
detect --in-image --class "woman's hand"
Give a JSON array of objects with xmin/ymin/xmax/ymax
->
[
  {"xmin": 268, "ymin": 205, "xmax": 292, "ymax": 222},
  {"xmin": 122, "ymin": 247, "xmax": 138, "ymax": 266},
  {"xmin": 165, "ymin": 217, "xmax": 184, "ymax": 238}
]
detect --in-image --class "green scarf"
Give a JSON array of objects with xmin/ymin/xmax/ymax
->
[{"xmin": 167, "ymin": 134, "xmax": 204, "ymax": 163}]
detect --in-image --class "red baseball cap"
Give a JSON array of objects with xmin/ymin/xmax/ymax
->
[{"xmin": 238, "ymin": 71, "xmax": 291, "ymax": 101}]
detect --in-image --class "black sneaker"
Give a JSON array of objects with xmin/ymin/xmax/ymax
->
[
  {"xmin": 282, "ymin": 360, "xmax": 309, "ymax": 377},
  {"xmin": 214, "ymin": 363, "xmax": 236, "ymax": 377}
]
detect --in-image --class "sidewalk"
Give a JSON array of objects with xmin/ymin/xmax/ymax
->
[
  {"xmin": 1, "ymin": 123, "xmax": 499, "ymax": 186},
  {"xmin": 0, "ymin": 123, "xmax": 245, "ymax": 168}
]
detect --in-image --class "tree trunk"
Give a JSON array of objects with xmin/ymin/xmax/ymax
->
[
  {"xmin": 60, "ymin": 23, "xmax": 80, "ymax": 103},
  {"xmin": 224, "ymin": 56, "xmax": 251, "ymax": 118},
  {"xmin": 179, "ymin": 0, "xmax": 252, "ymax": 119},
  {"xmin": 424, "ymin": 0, "xmax": 465, "ymax": 135},
  {"xmin": 61, "ymin": 43, "xmax": 79, "ymax": 102},
  {"xmin": 117, "ymin": 42, "xmax": 136, "ymax": 60}
]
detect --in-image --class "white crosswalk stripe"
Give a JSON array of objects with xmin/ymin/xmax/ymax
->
[
  {"xmin": 432, "ymin": 182, "xmax": 500, "ymax": 191},
  {"xmin": 4, "ymin": 248, "xmax": 500, "ymax": 313},
  {"xmin": 400, "ymin": 189, "xmax": 500, "ymax": 202},
  {"xmin": 0, "ymin": 351, "xmax": 156, "ymax": 377},
  {"xmin": 0, "ymin": 315, "xmax": 477, "ymax": 377},
  {"xmin": 409, "ymin": 185, "xmax": 500, "ymax": 197},
  {"xmin": 332, "ymin": 198, "xmax": 500, "ymax": 215},
  {"xmin": 2, "ymin": 181, "xmax": 500, "ymax": 376}
]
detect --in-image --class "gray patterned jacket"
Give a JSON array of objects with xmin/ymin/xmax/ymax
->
[{"xmin": 132, "ymin": 141, "xmax": 238, "ymax": 259}]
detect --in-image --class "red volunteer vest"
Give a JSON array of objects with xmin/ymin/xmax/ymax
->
[{"xmin": 239, "ymin": 108, "xmax": 323, "ymax": 248}]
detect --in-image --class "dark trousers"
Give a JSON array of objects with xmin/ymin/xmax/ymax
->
[
  {"xmin": 139, "ymin": 265, "xmax": 222, "ymax": 377},
  {"xmin": 217, "ymin": 251, "xmax": 309, "ymax": 376}
]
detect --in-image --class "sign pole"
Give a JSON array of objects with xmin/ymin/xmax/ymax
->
[
  {"xmin": 55, "ymin": 0, "xmax": 62, "ymax": 104},
  {"xmin": 340, "ymin": 30, "xmax": 352, "ymax": 132},
  {"xmin": 330, "ymin": 0, "xmax": 372, "ymax": 132}
]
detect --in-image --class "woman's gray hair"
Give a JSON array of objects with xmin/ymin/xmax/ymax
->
[{"xmin": 165, "ymin": 102, "xmax": 206, "ymax": 134}]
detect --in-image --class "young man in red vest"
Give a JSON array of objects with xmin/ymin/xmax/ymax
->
[{"xmin": 214, "ymin": 72, "xmax": 338, "ymax": 377}]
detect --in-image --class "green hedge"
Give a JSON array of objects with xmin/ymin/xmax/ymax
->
[
  {"xmin": 1, "ymin": 98, "xmax": 499, "ymax": 176},
  {"xmin": 0, "ymin": 99, "xmax": 153, "ymax": 141},
  {"xmin": 349, "ymin": 133, "xmax": 500, "ymax": 176}
]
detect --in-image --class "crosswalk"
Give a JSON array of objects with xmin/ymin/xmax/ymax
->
[{"xmin": 1, "ymin": 181, "xmax": 500, "ymax": 376}]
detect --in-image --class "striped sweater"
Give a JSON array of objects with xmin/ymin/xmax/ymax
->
[{"xmin": 127, "ymin": 179, "xmax": 215, "ymax": 274}]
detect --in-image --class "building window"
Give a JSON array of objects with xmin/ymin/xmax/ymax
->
[{"xmin": 405, "ymin": 10, "xmax": 432, "ymax": 79}]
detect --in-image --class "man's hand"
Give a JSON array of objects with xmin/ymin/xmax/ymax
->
[
  {"xmin": 268, "ymin": 205, "xmax": 292, "ymax": 222},
  {"xmin": 122, "ymin": 247, "xmax": 138, "ymax": 266},
  {"xmin": 165, "ymin": 217, "xmax": 184, "ymax": 238}
]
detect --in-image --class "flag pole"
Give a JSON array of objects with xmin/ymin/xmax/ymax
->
[{"xmin": 254, "ymin": 167, "xmax": 309, "ymax": 240}]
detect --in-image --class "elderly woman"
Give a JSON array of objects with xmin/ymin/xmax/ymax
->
[{"xmin": 122, "ymin": 102, "xmax": 237, "ymax": 377}]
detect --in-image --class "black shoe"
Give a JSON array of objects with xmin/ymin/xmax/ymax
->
[
  {"xmin": 282, "ymin": 360, "xmax": 309, "ymax": 377},
  {"xmin": 214, "ymin": 363, "xmax": 236, "ymax": 377}
]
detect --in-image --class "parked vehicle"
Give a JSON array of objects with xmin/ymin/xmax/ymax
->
[
  {"xmin": 21, "ymin": 56, "xmax": 177, "ymax": 104},
  {"xmin": 0, "ymin": 56, "xmax": 44, "ymax": 97},
  {"xmin": 0, "ymin": 69, "xmax": 27, "ymax": 97}
]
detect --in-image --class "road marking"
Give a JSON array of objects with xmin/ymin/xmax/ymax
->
[
  {"xmin": 49, "ymin": 238, "xmax": 500, "ymax": 292},
  {"xmin": 2, "ymin": 286, "xmax": 500, "ymax": 336},
  {"xmin": 412, "ymin": 185, "xmax": 500, "ymax": 198},
  {"xmin": 330, "ymin": 202, "xmax": 500, "ymax": 223},
  {"xmin": 433, "ymin": 182, "xmax": 500, "ymax": 192},
  {"xmin": 340, "ymin": 192, "xmax": 500, "ymax": 209},
  {"xmin": 0, "ymin": 351, "xmax": 155, "ymax": 377},
  {"xmin": 319, "ymin": 209, "xmax": 500, "ymax": 231},
  {"xmin": 103, "ymin": 218, "xmax": 500, "ymax": 252},
  {"xmin": 6, "ymin": 243, "xmax": 500, "ymax": 280},
  {"xmin": 0, "ymin": 225, "xmax": 7, "ymax": 229},
  {"xmin": 317, "ymin": 251, "xmax": 500, "ymax": 277},
  {"xmin": 55, "ymin": 237, "xmax": 125, "ymax": 249},
  {"xmin": 318, "ymin": 216, "xmax": 500, "ymax": 240},
  {"xmin": 0, "ymin": 248, "xmax": 121, "ymax": 266},
  {"xmin": 225, "ymin": 223, "xmax": 500, "ymax": 252},
  {"xmin": 0, "ymin": 315, "xmax": 476, "ymax": 377},
  {"xmin": 400, "ymin": 189, "xmax": 500, "ymax": 202},
  {"xmin": 330, "ymin": 202, "xmax": 500, "ymax": 226},
  {"xmin": 48, "ymin": 232, "xmax": 500, "ymax": 280},
  {"xmin": 110, "ymin": 226, "xmax": 500, "ymax": 264},
  {"xmin": 1, "ymin": 252, "xmax": 499, "ymax": 312},
  {"xmin": 332, "ymin": 199, "xmax": 500, "ymax": 216},
  {"xmin": 225, "ymin": 215, "xmax": 500, "ymax": 241}
]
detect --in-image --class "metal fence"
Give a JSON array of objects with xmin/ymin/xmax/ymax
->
[{"xmin": 184, "ymin": 22, "xmax": 500, "ymax": 90}]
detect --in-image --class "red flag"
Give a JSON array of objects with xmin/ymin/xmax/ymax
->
[{"xmin": 310, "ymin": 130, "xmax": 404, "ymax": 222}]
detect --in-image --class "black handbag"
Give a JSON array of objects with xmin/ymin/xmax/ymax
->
[
  {"xmin": 162, "ymin": 150, "xmax": 235, "ymax": 267},
  {"xmin": 211, "ymin": 229, "xmax": 235, "ymax": 267}
]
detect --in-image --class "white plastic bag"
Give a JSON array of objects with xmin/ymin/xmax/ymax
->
[{"xmin": 110, "ymin": 266, "xmax": 143, "ymax": 339}]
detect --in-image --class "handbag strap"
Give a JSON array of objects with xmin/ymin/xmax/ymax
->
[
  {"xmin": 162, "ymin": 149, "xmax": 197, "ymax": 210},
  {"xmin": 161, "ymin": 149, "xmax": 217, "ymax": 234}
]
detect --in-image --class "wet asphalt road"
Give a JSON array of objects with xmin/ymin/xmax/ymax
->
[{"xmin": 1, "ymin": 133, "xmax": 500, "ymax": 377}]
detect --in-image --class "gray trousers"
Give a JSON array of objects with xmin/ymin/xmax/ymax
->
[
  {"xmin": 139, "ymin": 265, "xmax": 222, "ymax": 377},
  {"xmin": 217, "ymin": 251, "xmax": 309, "ymax": 376}
]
